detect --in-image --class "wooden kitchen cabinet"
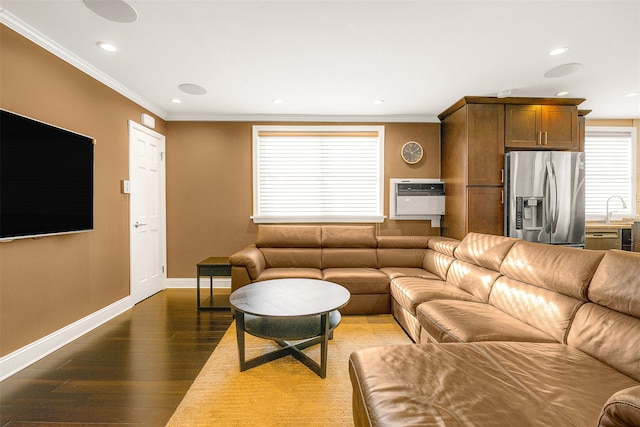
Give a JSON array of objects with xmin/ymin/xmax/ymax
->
[
  {"xmin": 440, "ymin": 99, "xmax": 504, "ymax": 240},
  {"xmin": 467, "ymin": 186, "xmax": 504, "ymax": 236},
  {"xmin": 505, "ymin": 104, "xmax": 579, "ymax": 150}
]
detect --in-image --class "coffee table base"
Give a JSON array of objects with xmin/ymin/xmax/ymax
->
[{"xmin": 234, "ymin": 310, "xmax": 341, "ymax": 379}]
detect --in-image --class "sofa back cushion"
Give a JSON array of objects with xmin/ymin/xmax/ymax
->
[
  {"xmin": 377, "ymin": 236, "xmax": 429, "ymax": 268},
  {"xmin": 322, "ymin": 248, "xmax": 378, "ymax": 268},
  {"xmin": 567, "ymin": 250, "xmax": 640, "ymax": 381},
  {"xmin": 447, "ymin": 261, "xmax": 501, "ymax": 302},
  {"xmin": 454, "ymin": 233, "xmax": 519, "ymax": 271},
  {"xmin": 587, "ymin": 250, "xmax": 640, "ymax": 317},
  {"xmin": 321, "ymin": 225, "xmax": 377, "ymax": 247},
  {"xmin": 261, "ymin": 248, "xmax": 322, "ymax": 269},
  {"xmin": 427, "ymin": 236, "xmax": 459, "ymax": 256},
  {"xmin": 500, "ymin": 241, "xmax": 604, "ymax": 300},
  {"xmin": 422, "ymin": 250, "xmax": 455, "ymax": 280},
  {"xmin": 489, "ymin": 277, "xmax": 584, "ymax": 343},
  {"xmin": 256, "ymin": 225, "xmax": 321, "ymax": 248}
]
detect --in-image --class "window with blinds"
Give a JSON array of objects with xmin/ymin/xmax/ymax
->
[
  {"xmin": 584, "ymin": 127, "xmax": 637, "ymax": 220},
  {"xmin": 252, "ymin": 126, "xmax": 385, "ymax": 223}
]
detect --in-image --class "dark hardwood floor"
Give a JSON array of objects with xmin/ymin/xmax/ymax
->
[{"xmin": 0, "ymin": 289, "xmax": 233, "ymax": 426}]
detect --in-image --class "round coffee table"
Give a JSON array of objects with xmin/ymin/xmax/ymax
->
[{"xmin": 229, "ymin": 278, "xmax": 350, "ymax": 378}]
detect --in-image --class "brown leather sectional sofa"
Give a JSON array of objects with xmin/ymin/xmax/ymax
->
[
  {"xmin": 230, "ymin": 225, "xmax": 640, "ymax": 426},
  {"xmin": 351, "ymin": 232, "xmax": 640, "ymax": 426},
  {"xmin": 230, "ymin": 224, "xmax": 446, "ymax": 314}
]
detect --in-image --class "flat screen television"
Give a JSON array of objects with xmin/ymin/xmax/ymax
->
[{"xmin": 0, "ymin": 109, "xmax": 95, "ymax": 241}]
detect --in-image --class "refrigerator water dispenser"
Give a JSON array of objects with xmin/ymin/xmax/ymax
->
[{"xmin": 516, "ymin": 196, "xmax": 544, "ymax": 230}]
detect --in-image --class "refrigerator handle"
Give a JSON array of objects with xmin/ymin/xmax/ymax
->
[
  {"xmin": 550, "ymin": 162, "xmax": 559, "ymax": 232},
  {"xmin": 544, "ymin": 162, "xmax": 553, "ymax": 233}
]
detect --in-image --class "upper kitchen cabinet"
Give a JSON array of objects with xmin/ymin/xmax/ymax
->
[{"xmin": 505, "ymin": 103, "xmax": 581, "ymax": 150}]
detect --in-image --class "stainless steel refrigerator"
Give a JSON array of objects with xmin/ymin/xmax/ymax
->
[{"xmin": 504, "ymin": 151, "xmax": 585, "ymax": 247}]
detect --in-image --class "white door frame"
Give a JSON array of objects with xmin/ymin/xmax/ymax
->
[{"xmin": 128, "ymin": 120, "xmax": 167, "ymax": 303}]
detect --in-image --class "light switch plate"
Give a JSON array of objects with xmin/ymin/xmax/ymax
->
[{"xmin": 121, "ymin": 180, "xmax": 131, "ymax": 194}]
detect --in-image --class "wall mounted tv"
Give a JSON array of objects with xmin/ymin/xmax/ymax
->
[{"xmin": 0, "ymin": 109, "xmax": 95, "ymax": 241}]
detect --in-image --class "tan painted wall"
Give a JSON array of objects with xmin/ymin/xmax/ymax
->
[
  {"xmin": 586, "ymin": 118, "xmax": 640, "ymax": 215},
  {"xmin": 165, "ymin": 121, "xmax": 441, "ymax": 278},
  {"xmin": 0, "ymin": 26, "xmax": 166, "ymax": 356},
  {"xmin": 0, "ymin": 25, "xmax": 442, "ymax": 356}
]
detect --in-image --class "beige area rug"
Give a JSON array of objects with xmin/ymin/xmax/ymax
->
[{"xmin": 167, "ymin": 315, "xmax": 412, "ymax": 427}]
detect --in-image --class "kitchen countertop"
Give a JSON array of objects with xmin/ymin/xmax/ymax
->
[{"xmin": 586, "ymin": 220, "xmax": 637, "ymax": 230}]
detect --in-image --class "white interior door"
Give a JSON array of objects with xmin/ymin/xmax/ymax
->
[{"xmin": 129, "ymin": 121, "xmax": 166, "ymax": 304}]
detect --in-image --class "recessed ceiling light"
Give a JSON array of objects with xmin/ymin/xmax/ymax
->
[
  {"xmin": 272, "ymin": 98, "xmax": 283, "ymax": 104},
  {"xmin": 170, "ymin": 98, "xmax": 182, "ymax": 104},
  {"xmin": 97, "ymin": 42, "xmax": 118, "ymax": 52},
  {"xmin": 373, "ymin": 99, "xmax": 385, "ymax": 105},
  {"xmin": 556, "ymin": 91, "xmax": 569, "ymax": 96},
  {"xmin": 544, "ymin": 63, "xmax": 583, "ymax": 78},
  {"xmin": 83, "ymin": 0, "xmax": 138, "ymax": 23},
  {"xmin": 624, "ymin": 91, "xmax": 640, "ymax": 97},
  {"xmin": 549, "ymin": 47, "xmax": 569, "ymax": 56},
  {"xmin": 178, "ymin": 83, "xmax": 208, "ymax": 96}
]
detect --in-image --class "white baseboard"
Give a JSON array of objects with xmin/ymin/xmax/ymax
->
[
  {"xmin": 0, "ymin": 296, "xmax": 133, "ymax": 381},
  {"xmin": 166, "ymin": 277, "xmax": 231, "ymax": 289}
]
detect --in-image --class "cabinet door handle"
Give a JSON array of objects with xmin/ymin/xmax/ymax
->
[
  {"xmin": 544, "ymin": 131, "xmax": 548, "ymax": 145},
  {"xmin": 537, "ymin": 131, "xmax": 542, "ymax": 145},
  {"xmin": 501, "ymin": 190, "xmax": 504, "ymax": 205},
  {"xmin": 501, "ymin": 168, "xmax": 504, "ymax": 184}
]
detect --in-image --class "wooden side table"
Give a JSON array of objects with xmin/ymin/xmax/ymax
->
[{"xmin": 196, "ymin": 257, "xmax": 231, "ymax": 310}]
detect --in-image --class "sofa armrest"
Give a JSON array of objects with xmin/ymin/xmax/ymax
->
[
  {"xmin": 598, "ymin": 385, "xmax": 640, "ymax": 427},
  {"xmin": 229, "ymin": 244, "xmax": 266, "ymax": 281}
]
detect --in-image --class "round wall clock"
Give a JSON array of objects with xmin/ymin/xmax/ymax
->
[{"xmin": 401, "ymin": 141, "xmax": 423, "ymax": 164}]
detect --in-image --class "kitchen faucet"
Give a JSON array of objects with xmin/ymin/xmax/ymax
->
[{"xmin": 605, "ymin": 195, "xmax": 628, "ymax": 224}]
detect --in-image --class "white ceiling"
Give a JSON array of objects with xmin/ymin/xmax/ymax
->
[{"xmin": 1, "ymin": 0, "xmax": 639, "ymax": 122}]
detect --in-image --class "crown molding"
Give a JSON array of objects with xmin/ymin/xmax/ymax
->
[
  {"xmin": 166, "ymin": 113, "xmax": 440, "ymax": 123},
  {"xmin": 0, "ymin": 10, "xmax": 168, "ymax": 120}
]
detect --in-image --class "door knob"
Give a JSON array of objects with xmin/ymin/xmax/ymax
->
[{"xmin": 134, "ymin": 222, "xmax": 147, "ymax": 228}]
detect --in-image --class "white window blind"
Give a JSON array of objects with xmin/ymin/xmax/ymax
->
[
  {"xmin": 584, "ymin": 127, "xmax": 637, "ymax": 220},
  {"xmin": 252, "ymin": 126, "xmax": 384, "ymax": 223}
]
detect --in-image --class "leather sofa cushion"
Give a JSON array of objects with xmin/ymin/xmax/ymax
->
[
  {"xmin": 427, "ymin": 236, "xmax": 459, "ymax": 256},
  {"xmin": 391, "ymin": 277, "xmax": 481, "ymax": 316},
  {"xmin": 376, "ymin": 235, "xmax": 429, "ymax": 248},
  {"xmin": 261, "ymin": 248, "xmax": 322, "ymax": 269},
  {"xmin": 377, "ymin": 248, "xmax": 427, "ymax": 268},
  {"xmin": 379, "ymin": 267, "xmax": 439, "ymax": 280},
  {"xmin": 588, "ymin": 249, "xmax": 640, "ymax": 317},
  {"xmin": 454, "ymin": 232, "xmax": 519, "ymax": 271},
  {"xmin": 446, "ymin": 260, "xmax": 501, "ymax": 302},
  {"xmin": 256, "ymin": 225, "xmax": 321, "ymax": 248},
  {"xmin": 489, "ymin": 277, "xmax": 584, "ymax": 343},
  {"xmin": 417, "ymin": 300, "xmax": 557, "ymax": 343},
  {"xmin": 321, "ymin": 225, "xmax": 377, "ymax": 248},
  {"xmin": 322, "ymin": 248, "xmax": 378, "ymax": 268},
  {"xmin": 598, "ymin": 386, "xmax": 640, "ymax": 427},
  {"xmin": 500, "ymin": 240, "xmax": 604, "ymax": 300},
  {"xmin": 322, "ymin": 268, "xmax": 389, "ymax": 294},
  {"xmin": 422, "ymin": 250, "xmax": 455, "ymax": 280},
  {"xmin": 568, "ymin": 303, "xmax": 640, "ymax": 382},
  {"xmin": 255, "ymin": 268, "xmax": 323, "ymax": 282},
  {"xmin": 349, "ymin": 342, "xmax": 638, "ymax": 427}
]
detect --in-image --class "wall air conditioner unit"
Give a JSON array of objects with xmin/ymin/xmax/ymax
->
[{"xmin": 389, "ymin": 179, "xmax": 445, "ymax": 226}]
